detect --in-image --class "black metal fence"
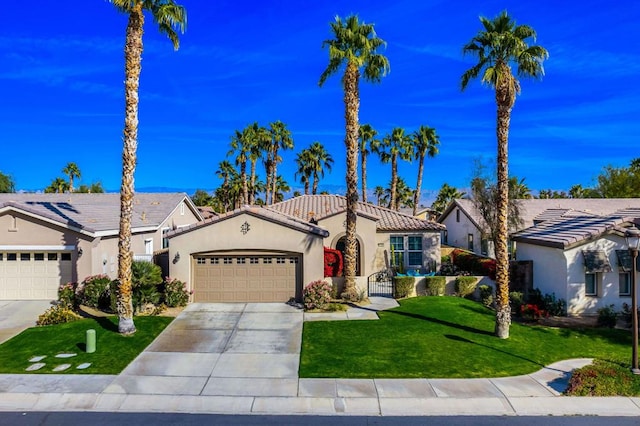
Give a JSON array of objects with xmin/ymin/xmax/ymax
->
[{"xmin": 368, "ymin": 269, "xmax": 394, "ymax": 297}]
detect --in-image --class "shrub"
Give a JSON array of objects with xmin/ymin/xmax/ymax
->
[
  {"xmin": 450, "ymin": 249, "xmax": 496, "ymax": 279},
  {"xmin": 133, "ymin": 284, "xmax": 161, "ymax": 313},
  {"xmin": 597, "ymin": 305, "xmax": 617, "ymax": 328},
  {"xmin": 520, "ymin": 303, "xmax": 547, "ymax": 320},
  {"xmin": 132, "ymin": 261, "xmax": 163, "ymax": 287},
  {"xmin": 526, "ymin": 288, "xmax": 567, "ymax": 317},
  {"xmin": 565, "ymin": 359, "xmax": 640, "ymax": 396},
  {"xmin": 77, "ymin": 275, "xmax": 111, "ymax": 309},
  {"xmin": 441, "ymin": 254, "xmax": 451, "ymax": 264},
  {"xmin": 620, "ymin": 303, "xmax": 640, "ymax": 328},
  {"xmin": 393, "ymin": 276, "xmax": 414, "ymax": 299},
  {"xmin": 163, "ymin": 278, "xmax": 191, "ymax": 307},
  {"xmin": 36, "ymin": 305, "xmax": 81, "ymax": 326},
  {"xmin": 57, "ymin": 282, "xmax": 77, "ymax": 309},
  {"xmin": 303, "ymin": 280, "xmax": 332, "ymax": 310},
  {"xmin": 424, "ymin": 276, "xmax": 446, "ymax": 296},
  {"xmin": 324, "ymin": 303, "xmax": 349, "ymax": 312},
  {"xmin": 478, "ymin": 285, "xmax": 494, "ymax": 308},
  {"xmin": 323, "ymin": 247, "xmax": 343, "ymax": 277},
  {"xmin": 509, "ymin": 291, "xmax": 524, "ymax": 314},
  {"xmin": 455, "ymin": 276, "xmax": 478, "ymax": 298}
]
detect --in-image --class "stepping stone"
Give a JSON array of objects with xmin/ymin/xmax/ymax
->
[
  {"xmin": 76, "ymin": 363, "xmax": 92, "ymax": 370},
  {"xmin": 29, "ymin": 356, "xmax": 46, "ymax": 362},
  {"xmin": 26, "ymin": 363, "xmax": 45, "ymax": 371},
  {"xmin": 52, "ymin": 364, "xmax": 71, "ymax": 372},
  {"xmin": 55, "ymin": 353, "xmax": 77, "ymax": 358}
]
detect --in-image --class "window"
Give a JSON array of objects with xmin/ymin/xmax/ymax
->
[
  {"xmin": 467, "ymin": 234, "xmax": 474, "ymax": 251},
  {"xmin": 180, "ymin": 202, "xmax": 185, "ymax": 215},
  {"xmin": 162, "ymin": 227, "xmax": 170, "ymax": 249},
  {"xmin": 620, "ymin": 272, "xmax": 631, "ymax": 296},
  {"xmin": 456, "ymin": 209, "xmax": 460, "ymax": 222},
  {"xmin": 250, "ymin": 258, "xmax": 259, "ymax": 264},
  {"xmin": 0, "ymin": 253, "xmax": 3, "ymax": 261},
  {"xmin": 34, "ymin": 253, "xmax": 44, "ymax": 261},
  {"xmin": 210, "ymin": 258, "xmax": 219, "ymax": 264},
  {"xmin": 48, "ymin": 253, "xmax": 58, "ymax": 261},
  {"xmin": 289, "ymin": 257, "xmax": 298, "ymax": 264},
  {"xmin": 20, "ymin": 253, "xmax": 31, "ymax": 261},
  {"xmin": 61, "ymin": 253, "xmax": 71, "ymax": 261},
  {"xmin": 276, "ymin": 258, "xmax": 286, "ymax": 264},
  {"xmin": 237, "ymin": 257, "xmax": 246, "ymax": 264},
  {"xmin": 223, "ymin": 257, "xmax": 233, "ymax": 264},
  {"xmin": 263, "ymin": 258, "xmax": 272, "ymax": 264},
  {"xmin": 442, "ymin": 230, "xmax": 448, "ymax": 245},
  {"xmin": 481, "ymin": 238, "xmax": 489, "ymax": 256},
  {"xmin": 197, "ymin": 257, "xmax": 206, "ymax": 264},
  {"xmin": 585, "ymin": 273, "xmax": 599, "ymax": 296},
  {"xmin": 408, "ymin": 236, "xmax": 422, "ymax": 266},
  {"xmin": 390, "ymin": 236, "xmax": 404, "ymax": 266},
  {"xmin": 7, "ymin": 253, "xmax": 16, "ymax": 261}
]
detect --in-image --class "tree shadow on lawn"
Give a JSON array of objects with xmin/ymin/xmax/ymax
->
[
  {"xmin": 444, "ymin": 334, "xmax": 545, "ymax": 368},
  {"xmin": 385, "ymin": 310, "xmax": 493, "ymax": 336}
]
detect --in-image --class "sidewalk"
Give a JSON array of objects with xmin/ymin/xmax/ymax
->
[{"xmin": 0, "ymin": 299, "xmax": 639, "ymax": 416}]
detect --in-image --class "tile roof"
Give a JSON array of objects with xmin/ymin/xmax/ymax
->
[
  {"xmin": 0, "ymin": 193, "xmax": 199, "ymax": 235},
  {"xmin": 269, "ymin": 194, "xmax": 444, "ymax": 232},
  {"xmin": 511, "ymin": 215, "xmax": 636, "ymax": 249},
  {"xmin": 167, "ymin": 204, "xmax": 329, "ymax": 238}
]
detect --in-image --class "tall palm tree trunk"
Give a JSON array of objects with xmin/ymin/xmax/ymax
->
[
  {"xmin": 342, "ymin": 62, "xmax": 360, "ymax": 300},
  {"xmin": 312, "ymin": 174, "xmax": 319, "ymax": 195},
  {"xmin": 249, "ymin": 160, "xmax": 256, "ymax": 204},
  {"xmin": 117, "ymin": 3, "xmax": 143, "ymax": 335},
  {"xmin": 494, "ymin": 73, "xmax": 513, "ymax": 339},
  {"xmin": 240, "ymin": 162, "xmax": 248, "ymax": 205},
  {"xmin": 390, "ymin": 155, "xmax": 398, "ymax": 209},
  {"xmin": 413, "ymin": 156, "xmax": 425, "ymax": 215},
  {"xmin": 270, "ymin": 148, "xmax": 279, "ymax": 205},
  {"xmin": 361, "ymin": 154, "xmax": 368, "ymax": 203}
]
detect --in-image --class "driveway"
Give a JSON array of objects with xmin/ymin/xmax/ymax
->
[
  {"xmin": 0, "ymin": 300, "xmax": 52, "ymax": 344},
  {"xmin": 105, "ymin": 302, "xmax": 303, "ymax": 397}
]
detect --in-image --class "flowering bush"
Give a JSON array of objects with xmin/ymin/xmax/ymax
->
[
  {"xmin": 450, "ymin": 249, "xmax": 496, "ymax": 279},
  {"xmin": 520, "ymin": 303, "xmax": 547, "ymax": 320},
  {"xmin": 163, "ymin": 277, "xmax": 191, "ymax": 307},
  {"xmin": 303, "ymin": 280, "xmax": 332, "ymax": 310},
  {"xmin": 76, "ymin": 274, "xmax": 111, "ymax": 309},
  {"xmin": 37, "ymin": 305, "xmax": 81, "ymax": 326},
  {"xmin": 57, "ymin": 282, "xmax": 77, "ymax": 309},
  {"xmin": 324, "ymin": 247, "xmax": 343, "ymax": 277}
]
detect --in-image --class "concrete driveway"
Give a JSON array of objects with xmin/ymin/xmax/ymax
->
[
  {"xmin": 105, "ymin": 302, "xmax": 303, "ymax": 396},
  {"xmin": 0, "ymin": 300, "xmax": 52, "ymax": 344}
]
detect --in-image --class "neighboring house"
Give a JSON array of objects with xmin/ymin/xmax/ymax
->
[
  {"xmin": 512, "ymin": 211, "xmax": 640, "ymax": 316},
  {"xmin": 0, "ymin": 193, "xmax": 201, "ymax": 300},
  {"xmin": 439, "ymin": 198, "xmax": 640, "ymax": 258},
  {"xmin": 167, "ymin": 194, "xmax": 444, "ymax": 303}
]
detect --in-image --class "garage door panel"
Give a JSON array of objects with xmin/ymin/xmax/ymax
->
[
  {"xmin": 0, "ymin": 252, "xmax": 71, "ymax": 300},
  {"xmin": 193, "ymin": 254, "xmax": 299, "ymax": 303}
]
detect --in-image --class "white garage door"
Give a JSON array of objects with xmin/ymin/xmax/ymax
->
[
  {"xmin": 0, "ymin": 251, "xmax": 73, "ymax": 300},
  {"xmin": 193, "ymin": 254, "xmax": 300, "ymax": 303}
]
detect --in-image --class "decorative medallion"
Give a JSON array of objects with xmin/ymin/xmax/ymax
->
[{"xmin": 240, "ymin": 221, "xmax": 251, "ymax": 235}]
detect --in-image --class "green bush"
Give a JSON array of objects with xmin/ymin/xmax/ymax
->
[
  {"xmin": 527, "ymin": 288, "xmax": 567, "ymax": 317},
  {"xmin": 393, "ymin": 276, "xmax": 415, "ymax": 299},
  {"xmin": 77, "ymin": 275, "xmax": 111, "ymax": 309},
  {"xmin": 424, "ymin": 276, "xmax": 446, "ymax": 296},
  {"xmin": 303, "ymin": 280, "xmax": 333, "ymax": 310},
  {"xmin": 478, "ymin": 285, "xmax": 494, "ymax": 308},
  {"xmin": 509, "ymin": 291, "xmax": 524, "ymax": 313},
  {"xmin": 132, "ymin": 261, "xmax": 163, "ymax": 287},
  {"xmin": 163, "ymin": 278, "xmax": 191, "ymax": 307},
  {"xmin": 57, "ymin": 282, "xmax": 77, "ymax": 309},
  {"xmin": 36, "ymin": 305, "xmax": 81, "ymax": 326},
  {"xmin": 597, "ymin": 305, "xmax": 617, "ymax": 328},
  {"xmin": 565, "ymin": 359, "xmax": 640, "ymax": 396},
  {"xmin": 441, "ymin": 254, "xmax": 451, "ymax": 264},
  {"xmin": 455, "ymin": 276, "xmax": 478, "ymax": 298}
]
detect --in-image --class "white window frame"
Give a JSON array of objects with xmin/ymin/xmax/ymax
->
[
  {"xmin": 619, "ymin": 272, "xmax": 631, "ymax": 296},
  {"xmin": 390, "ymin": 235, "xmax": 424, "ymax": 269},
  {"xmin": 585, "ymin": 272, "xmax": 599, "ymax": 296},
  {"xmin": 161, "ymin": 227, "xmax": 170, "ymax": 249}
]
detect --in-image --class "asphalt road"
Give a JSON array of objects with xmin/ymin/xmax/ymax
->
[{"xmin": 0, "ymin": 413, "xmax": 638, "ymax": 426}]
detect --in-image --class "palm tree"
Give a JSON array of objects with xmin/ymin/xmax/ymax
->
[
  {"xmin": 110, "ymin": 0, "xmax": 186, "ymax": 335},
  {"xmin": 412, "ymin": 125, "xmax": 440, "ymax": 215},
  {"xmin": 45, "ymin": 177, "xmax": 69, "ymax": 194},
  {"xmin": 62, "ymin": 162, "xmax": 81, "ymax": 193},
  {"xmin": 509, "ymin": 176, "xmax": 532, "ymax": 199},
  {"xmin": 294, "ymin": 149, "xmax": 312, "ymax": 195},
  {"xmin": 461, "ymin": 10, "xmax": 548, "ymax": 339},
  {"xmin": 431, "ymin": 183, "xmax": 465, "ymax": 215},
  {"xmin": 319, "ymin": 14, "xmax": 389, "ymax": 300},
  {"xmin": 373, "ymin": 185, "xmax": 385, "ymax": 206},
  {"xmin": 247, "ymin": 122, "xmax": 270, "ymax": 205},
  {"xmin": 228, "ymin": 127, "xmax": 252, "ymax": 205},
  {"xmin": 385, "ymin": 177, "xmax": 413, "ymax": 209},
  {"xmin": 273, "ymin": 175, "xmax": 290, "ymax": 203},
  {"xmin": 358, "ymin": 124, "xmax": 377, "ymax": 203},
  {"xmin": 266, "ymin": 121, "xmax": 293, "ymax": 205},
  {"xmin": 373, "ymin": 127, "xmax": 412, "ymax": 210},
  {"xmin": 307, "ymin": 141, "xmax": 334, "ymax": 194},
  {"xmin": 215, "ymin": 160, "xmax": 236, "ymax": 212}
]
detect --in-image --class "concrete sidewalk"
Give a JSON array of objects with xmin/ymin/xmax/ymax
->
[{"xmin": 0, "ymin": 300, "xmax": 639, "ymax": 416}]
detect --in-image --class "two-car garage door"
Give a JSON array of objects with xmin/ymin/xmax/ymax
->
[
  {"xmin": 0, "ymin": 251, "xmax": 73, "ymax": 300},
  {"xmin": 192, "ymin": 253, "xmax": 301, "ymax": 303}
]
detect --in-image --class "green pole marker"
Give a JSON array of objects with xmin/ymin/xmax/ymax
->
[{"xmin": 86, "ymin": 329, "xmax": 96, "ymax": 353}]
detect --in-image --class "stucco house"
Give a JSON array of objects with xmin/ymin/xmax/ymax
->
[
  {"xmin": 167, "ymin": 194, "xmax": 444, "ymax": 303},
  {"xmin": 512, "ymin": 211, "xmax": 640, "ymax": 316},
  {"xmin": 439, "ymin": 198, "xmax": 640, "ymax": 259},
  {"xmin": 0, "ymin": 193, "xmax": 201, "ymax": 300}
]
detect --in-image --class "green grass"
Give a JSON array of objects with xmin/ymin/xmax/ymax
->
[
  {"xmin": 300, "ymin": 296, "xmax": 633, "ymax": 378},
  {"xmin": 0, "ymin": 316, "xmax": 172, "ymax": 374}
]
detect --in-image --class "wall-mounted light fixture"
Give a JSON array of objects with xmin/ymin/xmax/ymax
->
[
  {"xmin": 173, "ymin": 252, "xmax": 180, "ymax": 264},
  {"xmin": 77, "ymin": 247, "xmax": 83, "ymax": 257}
]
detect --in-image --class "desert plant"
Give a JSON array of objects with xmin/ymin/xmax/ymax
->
[
  {"xmin": 479, "ymin": 284, "xmax": 494, "ymax": 308},
  {"xmin": 393, "ymin": 276, "xmax": 414, "ymax": 299},
  {"xmin": 455, "ymin": 276, "xmax": 478, "ymax": 298},
  {"xmin": 597, "ymin": 305, "xmax": 617, "ymax": 328},
  {"xmin": 303, "ymin": 280, "xmax": 333, "ymax": 310},
  {"xmin": 132, "ymin": 261, "xmax": 163, "ymax": 286},
  {"xmin": 163, "ymin": 278, "xmax": 191, "ymax": 307},
  {"xmin": 36, "ymin": 305, "xmax": 81, "ymax": 326},
  {"xmin": 77, "ymin": 274, "xmax": 111, "ymax": 309},
  {"xmin": 509, "ymin": 291, "xmax": 524, "ymax": 314},
  {"xmin": 424, "ymin": 276, "xmax": 446, "ymax": 296},
  {"xmin": 57, "ymin": 282, "xmax": 77, "ymax": 309}
]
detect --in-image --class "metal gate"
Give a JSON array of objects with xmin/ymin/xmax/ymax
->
[{"xmin": 368, "ymin": 269, "xmax": 394, "ymax": 297}]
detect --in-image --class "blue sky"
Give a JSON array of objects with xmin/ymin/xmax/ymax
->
[{"xmin": 2, "ymin": 0, "xmax": 638, "ymax": 201}]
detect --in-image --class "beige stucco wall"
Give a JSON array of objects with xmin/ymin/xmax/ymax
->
[
  {"xmin": 168, "ymin": 212, "xmax": 326, "ymax": 293},
  {"xmin": 319, "ymin": 214, "xmax": 378, "ymax": 277},
  {"xmin": 375, "ymin": 231, "xmax": 441, "ymax": 275}
]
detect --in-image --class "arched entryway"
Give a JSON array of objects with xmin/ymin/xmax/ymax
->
[{"xmin": 335, "ymin": 236, "xmax": 361, "ymax": 276}]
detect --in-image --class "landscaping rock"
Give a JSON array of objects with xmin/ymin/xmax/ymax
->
[{"xmin": 25, "ymin": 363, "xmax": 45, "ymax": 371}]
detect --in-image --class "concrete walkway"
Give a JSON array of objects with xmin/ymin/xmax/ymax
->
[
  {"xmin": 0, "ymin": 300, "xmax": 52, "ymax": 344},
  {"xmin": 0, "ymin": 299, "xmax": 639, "ymax": 416}
]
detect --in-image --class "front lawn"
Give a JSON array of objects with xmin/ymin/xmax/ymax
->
[
  {"xmin": 0, "ymin": 316, "xmax": 172, "ymax": 374},
  {"xmin": 300, "ymin": 296, "xmax": 633, "ymax": 378}
]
